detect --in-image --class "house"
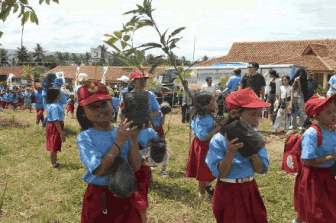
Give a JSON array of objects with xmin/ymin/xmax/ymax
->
[
  {"xmin": 0, "ymin": 66, "xmax": 24, "ymax": 84},
  {"xmin": 198, "ymin": 39, "xmax": 336, "ymax": 88},
  {"xmin": 41, "ymin": 65, "xmax": 169, "ymax": 88}
]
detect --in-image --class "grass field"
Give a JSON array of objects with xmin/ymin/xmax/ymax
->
[{"xmin": 0, "ymin": 108, "xmax": 298, "ymax": 223}]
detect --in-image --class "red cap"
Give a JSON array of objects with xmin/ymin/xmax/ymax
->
[
  {"xmin": 225, "ymin": 88, "xmax": 270, "ymax": 110},
  {"xmin": 129, "ymin": 71, "xmax": 149, "ymax": 81},
  {"xmin": 305, "ymin": 94, "xmax": 336, "ymax": 118},
  {"xmin": 77, "ymin": 82, "xmax": 111, "ymax": 106}
]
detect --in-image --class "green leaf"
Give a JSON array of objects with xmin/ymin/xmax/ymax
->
[
  {"xmin": 104, "ymin": 33, "xmax": 112, "ymax": 37},
  {"xmin": 114, "ymin": 31, "xmax": 122, "ymax": 39},
  {"xmin": 161, "ymin": 28, "xmax": 168, "ymax": 45},
  {"xmin": 169, "ymin": 27, "xmax": 186, "ymax": 39},
  {"xmin": 136, "ymin": 51, "xmax": 145, "ymax": 63},
  {"xmin": 138, "ymin": 42, "xmax": 162, "ymax": 49},
  {"xmin": 123, "ymin": 35, "xmax": 130, "ymax": 42},
  {"xmin": 22, "ymin": 11, "xmax": 30, "ymax": 25},
  {"xmin": 104, "ymin": 42, "xmax": 120, "ymax": 52},
  {"xmin": 52, "ymin": 0, "xmax": 59, "ymax": 3},
  {"xmin": 13, "ymin": 4, "xmax": 19, "ymax": 13},
  {"xmin": 39, "ymin": 0, "xmax": 44, "ymax": 4},
  {"xmin": 19, "ymin": 0, "xmax": 28, "ymax": 4},
  {"xmin": 168, "ymin": 37, "xmax": 181, "ymax": 44},
  {"xmin": 1, "ymin": 8, "xmax": 11, "ymax": 22},
  {"xmin": 123, "ymin": 9, "xmax": 139, "ymax": 15},
  {"xmin": 0, "ymin": 31, "xmax": 3, "ymax": 38},
  {"xmin": 125, "ymin": 48, "xmax": 135, "ymax": 57},
  {"xmin": 46, "ymin": 0, "xmax": 50, "ymax": 4},
  {"xmin": 127, "ymin": 27, "xmax": 134, "ymax": 31},
  {"xmin": 105, "ymin": 37, "xmax": 118, "ymax": 46},
  {"xmin": 30, "ymin": 11, "xmax": 38, "ymax": 25},
  {"xmin": 121, "ymin": 41, "xmax": 127, "ymax": 49}
]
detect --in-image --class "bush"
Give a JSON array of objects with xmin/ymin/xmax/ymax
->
[{"xmin": 317, "ymin": 85, "xmax": 329, "ymax": 96}]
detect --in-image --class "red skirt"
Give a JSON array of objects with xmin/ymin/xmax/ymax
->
[
  {"xmin": 185, "ymin": 138, "xmax": 216, "ymax": 181},
  {"xmin": 155, "ymin": 126, "xmax": 165, "ymax": 139},
  {"xmin": 133, "ymin": 165, "xmax": 151, "ymax": 211},
  {"xmin": 18, "ymin": 98, "xmax": 23, "ymax": 106},
  {"xmin": 36, "ymin": 108, "xmax": 44, "ymax": 120},
  {"xmin": 0, "ymin": 102, "xmax": 5, "ymax": 108},
  {"xmin": 67, "ymin": 104, "xmax": 75, "ymax": 113},
  {"xmin": 294, "ymin": 166, "xmax": 336, "ymax": 223},
  {"xmin": 46, "ymin": 121, "xmax": 64, "ymax": 153},
  {"xmin": 213, "ymin": 180, "xmax": 267, "ymax": 223},
  {"xmin": 81, "ymin": 184, "xmax": 142, "ymax": 223}
]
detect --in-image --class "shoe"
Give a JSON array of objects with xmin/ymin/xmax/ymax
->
[
  {"xmin": 205, "ymin": 185, "xmax": 214, "ymax": 197},
  {"xmin": 52, "ymin": 163, "xmax": 60, "ymax": 168},
  {"xmin": 161, "ymin": 170, "xmax": 169, "ymax": 177}
]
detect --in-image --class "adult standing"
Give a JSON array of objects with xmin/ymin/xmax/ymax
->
[
  {"xmin": 225, "ymin": 67, "xmax": 242, "ymax": 95},
  {"xmin": 327, "ymin": 73, "xmax": 336, "ymax": 97},
  {"xmin": 307, "ymin": 72, "xmax": 318, "ymax": 100},
  {"xmin": 181, "ymin": 80, "xmax": 193, "ymax": 123},
  {"xmin": 201, "ymin": 77, "xmax": 216, "ymax": 95},
  {"xmin": 265, "ymin": 70, "xmax": 281, "ymax": 121},
  {"xmin": 239, "ymin": 62, "xmax": 266, "ymax": 100}
]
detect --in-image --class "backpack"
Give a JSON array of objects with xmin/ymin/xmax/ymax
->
[{"xmin": 281, "ymin": 125, "xmax": 322, "ymax": 174}]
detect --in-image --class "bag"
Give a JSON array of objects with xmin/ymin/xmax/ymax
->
[
  {"xmin": 281, "ymin": 125, "xmax": 322, "ymax": 174},
  {"xmin": 139, "ymin": 138, "xmax": 170, "ymax": 166},
  {"xmin": 160, "ymin": 104, "xmax": 171, "ymax": 115},
  {"xmin": 220, "ymin": 119, "xmax": 265, "ymax": 158},
  {"xmin": 123, "ymin": 90, "xmax": 150, "ymax": 129},
  {"xmin": 106, "ymin": 156, "xmax": 137, "ymax": 198}
]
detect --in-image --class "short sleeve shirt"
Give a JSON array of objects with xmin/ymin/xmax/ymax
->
[
  {"xmin": 77, "ymin": 127, "xmax": 132, "ymax": 185},
  {"xmin": 191, "ymin": 115, "xmax": 215, "ymax": 141},
  {"xmin": 206, "ymin": 132, "xmax": 269, "ymax": 178},
  {"xmin": 34, "ymin": 90, "xmax": 44, "ymax": 109},
  {"xmin": 45, "ymin": 103, "xmax": 64, "ymax": 121},
  {"xmin": 301, "ymin": 127, "xmax": 336, "ymax": 167},
  {"xmin": 138, "ymin": 128, "xmax": 158, "ymax": 148},
  {"xmin": 201, "ymin": 84, "xmax": 216, "ymax": 94},
  {"xmin": 245, "ymin": 73, "xmax": 266, "ymax": 97},
  {"xmin": 226, "ymin": 75, "xmax": 242, "ymax": 94},
  {"xmin": 327, "ymin": 76, "xmax": 336, "ymax": 95}
]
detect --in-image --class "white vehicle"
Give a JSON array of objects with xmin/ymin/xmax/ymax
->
[{"xmin": 160, "ymin": 62, "xmax": 304, "ymax": 89}]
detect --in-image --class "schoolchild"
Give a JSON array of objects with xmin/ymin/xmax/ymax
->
[
  {"xmin": 23, "ymin": 89, "xmax": 32, "ymax": 112},
  {"xmin": 33, "ymin": 83, "xmax": 45, "ymax": 124},
  {"xmin": 135, "ymin": 127, "xmax": 159, "ymax": 223},
  {"xmin": 45, "ymin": 87, "xmax": 66, "ymax": 168},
  {"xmin": 67, "ymin": 93, "xmax": 76, "ymax": 119},
  {"xmin": 185, "ymin": 93, "xmax": 220, "ymax": 200},
  {"xmin": 3, "ymin": 90, "xmax": 10, "ymax": 109},
  {"xmin": 11, "ymin": 91, "xmax": 18, "ymax": 111},
  {"xmin": 294, "ymin": 94, "xmax": 336, "ymax": 223},
  {"xmin": 111, "ymin": 92, "xmax": 121, "ymax": 122},
  {"xmin": 76, "ymin": 82, "xmax": 142, "ymax": 223},
  {"xmin": 205, "ymin": 88, "xmax": 270, "ymax": 223},
  {"xmin": 18, "ymin": 88, "xmax": 25, "ymax": 109}
]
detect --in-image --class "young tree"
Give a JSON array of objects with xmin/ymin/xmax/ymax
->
[
  {"xmin": 202, "ymin": 55, "xmax": 209, "ymax": 62},
  {"xmin": 84, "ymin": 52, "xmax": 91, "ymax": 65}
]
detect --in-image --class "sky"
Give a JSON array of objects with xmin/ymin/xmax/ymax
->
[{"xmin": 1, "ymin": 0, "xmax": 335, "ymax": 62}]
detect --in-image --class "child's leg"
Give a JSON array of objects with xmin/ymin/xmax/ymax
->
[
  {"xmin": 199, "ymin": 181, "xmax": 207, "ymax": 195},
  {"xmin": 139, "ymin": 209, "xmax": 147, "ymax": 223},
  {"xmin": 50, "ymin": 152, "xmax": 57, "ymax": 165}
]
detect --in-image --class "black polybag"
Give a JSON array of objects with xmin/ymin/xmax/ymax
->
[
  {"xmin": 220, "ymin": 119, "xmax": 265, "ymax": 158},
  {"xmin": 148, "ymin": 138, "xmax": 167, "ymax": 163},
  {"xmin": 123, "ymin": 90, "xmax": 150, "ymax": 129}
]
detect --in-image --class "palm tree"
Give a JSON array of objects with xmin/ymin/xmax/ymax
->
[
  {"xmin": 0, "ymin": 49, "xmax": 9, "ymax": 67},
  {"xmin": 32, "ymin": 43, "xmax": 45, "ymax": 65},
  {"xmin": 98, "ymin": 44, "xmax": 108, "ymax": 65},
  {"xmin": 15, "ymin": 46, "xmax": 30, "ymax": 65},
  {"xmin": 84, "ymin": 52, "xmax": 91, "ymax": 65}
]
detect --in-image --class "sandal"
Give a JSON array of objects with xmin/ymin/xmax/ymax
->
[
  {"xmin": 205, "ymin": 185, "xmax": 214, "ymax": 197},
  {"xmin": 52, "ymin": 163, "xmax": 60, "ymax": 168}
]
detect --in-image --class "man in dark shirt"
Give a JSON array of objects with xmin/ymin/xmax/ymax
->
[
  {"xmin": 307, "ymin": 72, "xmax": 318, "ymax": 99},
  {"xmin": 239, "ymin": 62, "xmax": 266, "ymax": 100}
]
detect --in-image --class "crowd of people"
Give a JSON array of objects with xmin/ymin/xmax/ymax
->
[{"xmin": 1, "ymin": 62, "xmax": 336, "ymax": 223}]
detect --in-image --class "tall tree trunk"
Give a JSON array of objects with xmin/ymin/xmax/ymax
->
[{"xmin": 21, "ymin": 25, "xmax": 25, "ymax": 48}]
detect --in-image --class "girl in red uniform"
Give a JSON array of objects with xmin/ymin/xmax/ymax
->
[
  {"xmin": 67, "ymin": 93, "xmax": 75, "ymax": 119},
  {"xmin": 45, "ymin": 87, "xmax": 66, "ymax": 168},
  {"xmin": 77, "ymin": 82, "xmax": 142, "ymax": 223},
  {"xmin": 186, "ymin": 93, "xmax": 220, "ymax": 200},
  {"xmin": 294, "ymin": 95, "xmax": 336, "ymax": 223}
]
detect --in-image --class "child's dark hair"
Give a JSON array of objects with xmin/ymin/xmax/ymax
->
[
  {"xmin": 282, "ymin": 75, "xmax": 290, "ymax": 84},
  {"xmin": 76, "ymin": 106, "xmax": 94, "ymax": 131},
  {"xmin": 302, "ymin": 117, "xmax": 313, "ymax": 130},
  {"xmin": 46, "ymin": 87, "xmax": 60, "ymax": 103},
  {"xmin": 192, "ymin": 93, "xmax": 213, "ymax": 120}
]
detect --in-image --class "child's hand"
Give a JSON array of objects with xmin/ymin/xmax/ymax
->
[
  {"xmin": 224, "ymin": 133, "xmax": 243, "ymax": 154},
  {"xmin": 61, "ymin": 132, "xmax": 66, "ymax": 143},
  {"xmin": 116, "ymin": 118, "xmax": 137, "ymax": 142}
]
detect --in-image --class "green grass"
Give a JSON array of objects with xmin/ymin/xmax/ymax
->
[{"xmin": 0, "ymin": 109, "xmax": 297, "ymax": 222}]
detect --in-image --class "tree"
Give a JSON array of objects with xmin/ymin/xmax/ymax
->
[
  {"xmin": 0, "ymin": 0, "xmax": 60, "ymax": 45},
  {"xmin": 72, "ymin": 53, "xmax": 81, "ymax": 66},
  {"xmin": 0, "ymin": 49, "xmax": 9, "ymax": 66},
  {"xmin": 42, "ymin": 55, "xmax": 58, "ymax": 68},
  {"xmin": 55, "ymin": 52, "xmax": 64, "ymax": 65},
  {"xmin": 202, "ymin": 55, "xmax": 209, "ymax": 62},
  {"xmin": 63, "ymin": 52, "xmax": 71, "ymax": 65},
  {"xmin": 11, "ymin": 58, "xmax": 17, "ymax": 66},
  {"xmin": 32, "ymin": 65, "xmax": 48, "ymax": 82},
  {"xmin": 15, "ymin": 46, "xmax": 30, "ymax": 65},
  {"xmin": 98, "ymin": 44, "xmax": 108, "ymax": 65},
  {"xmin": 84, "ymin": 52, "xmax": 91, "ymax": 65},
  {"xmin": 32, "ymin": 43, "xmax": 45, "ymax": 64}
]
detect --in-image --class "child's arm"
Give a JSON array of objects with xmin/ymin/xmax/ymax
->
[
  {"xmin": 54, "ymin": 120, "xmax": 66, "ymax": 143},
  {"xmin": 249, "ymin": 154, "xmax": 265, "ymax": 174},
  {"xmin": 129, "ymin": 133, "xmax": 142, "ymax": 172},
  {"xmin": 302, "ymin": 154, "xmax": 336, "ymax": 167}
]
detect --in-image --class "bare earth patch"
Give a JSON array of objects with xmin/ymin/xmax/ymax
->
[{"xmin": 0, "ymin": 117, "xmax": 30, "ymax": 128}]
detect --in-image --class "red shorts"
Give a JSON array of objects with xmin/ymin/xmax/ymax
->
[
  {"xmin": 9, "ymin": 102, "xmax": 17, "ymax": 108},
  {"xmin": 294, "ymin": 166, "xmax": 336, "ymax": 222},
  {"xmin": 36, "ymin": 108, "xmax": 44, "ymax": 120},
  {"xmin": 67, "ymin": 104, "xmax": 75, "ymax": 113},
  {"xmin": 81, "ymin": 184, "xmax": 142, "ymax": 223},
  {"xmin": 212, "ymin": 180, "xmax": 267, "ymax": 223},
  {"xmin": 0, "ymin": 102, "xmax": 5, "ymax": 108},
  {"xmin": 18, "ymin": 98, "xmax": 23, "ymax": 106},
  {"xmin": 46, "ymin": 121, "xmax": 64, "ymax": 153},
  {"xmin": 133, "ymin": 165, "xmax": 151, "ymax": 211},
  {"xmin": 185, "ymin": 138, "xmax": 216, "ymax": 182},
  {"xmin": 155, "ymin": 126, "xmax": 165, "ymax": 140}
]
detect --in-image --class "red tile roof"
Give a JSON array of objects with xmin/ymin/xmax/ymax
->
[
  {"xmin": 198, "ymin": 39, "xmax": 336, "ymax": 72},
  {"xmin": 41, "ymin": 66, "xmax": 169, "ymax": 81},
  {"xmin": 0, "ymin": 66, "xmax": 24, "ymax": 78}
]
